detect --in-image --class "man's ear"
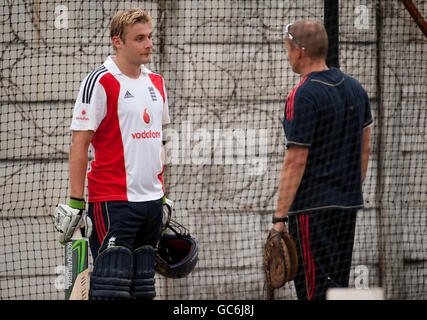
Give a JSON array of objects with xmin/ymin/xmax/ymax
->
[
  {"xmin": 112, "ymin": 36, "xmax": 123, "ymax": 50},
  {"xmin": 296, "ymin": 47, "xmax": 304, "ymax": 59}
]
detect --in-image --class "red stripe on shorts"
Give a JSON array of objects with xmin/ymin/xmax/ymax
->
[{"xmin": 299, "ymin": 213, "xmax": 315, "ymax": 300}]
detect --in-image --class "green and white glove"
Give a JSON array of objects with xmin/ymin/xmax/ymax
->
[
  {"xmin": 161, "ymin": 196, "xmax": 174, "ymax": 232},
  {"xmin": 54, "ymin": 198, "xmax": 92, "ymax": 244}
]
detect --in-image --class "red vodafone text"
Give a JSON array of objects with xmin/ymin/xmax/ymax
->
[{"xmin": 131, "ymin": 130, "xmax": 161, "ymax": 139}]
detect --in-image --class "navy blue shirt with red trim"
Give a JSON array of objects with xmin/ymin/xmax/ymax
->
[{"xmin": 283, "ymin": 67, "xmax": 373, "ymax": 214}]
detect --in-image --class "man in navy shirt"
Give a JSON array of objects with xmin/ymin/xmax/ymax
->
[{"xmin": 271, "ymin": 21, "xmax": 372, "ymax": 300}]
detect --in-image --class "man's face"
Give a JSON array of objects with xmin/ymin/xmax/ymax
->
[{"xmin": 114, "ymin": 22, "xmax": 153, "ymax": 65}]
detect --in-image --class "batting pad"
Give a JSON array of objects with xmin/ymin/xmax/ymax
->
[
  {"xmin": 131, "ymin": 246, "xmax": 156, "ymax": 300},
  {"xmin": 90, "ymin": 246, "xmax": 133, "ymax": 300}
]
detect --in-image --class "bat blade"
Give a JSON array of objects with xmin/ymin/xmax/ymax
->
[{"xmin": 65, "ymin": 228, "xmax": 89, "ymax": 300}]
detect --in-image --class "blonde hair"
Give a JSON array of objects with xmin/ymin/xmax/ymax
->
[{"xmin": 110, "ymin": 9, "xmax": 153, "ymax": 50}]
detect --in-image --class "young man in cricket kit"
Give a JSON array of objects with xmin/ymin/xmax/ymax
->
[
  {"xmin": 58, "ymin": 9, "xmax": 170, "ymax": 299},
  {"xmin": 272, "ymin": 21, "xmax": 372, "ymax": 300}
]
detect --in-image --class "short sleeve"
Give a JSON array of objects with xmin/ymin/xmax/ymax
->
[
  {"xmin": 363, "ymin": 94, "xmax": 373, "ymax": 128},
  {"xmin": 282, "ymin": 89, "xmax": 316, "ymax": 148},
  {"xmin": 70, "ymin": 75, "xmax": 107, "ymax": 132}
]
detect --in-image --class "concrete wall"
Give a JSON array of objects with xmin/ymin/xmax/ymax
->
[{"xmin": 0, "ymin": 0, "xmax": 425, "ymax": 299}]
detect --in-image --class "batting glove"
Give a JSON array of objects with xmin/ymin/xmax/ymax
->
[
  {"xmin": 161, "ymin": 196, "xmax": 174, "ymax": 232},
  {"xmin": 54, "ymin": 198, "xmax": 92, "ymax": 244}
]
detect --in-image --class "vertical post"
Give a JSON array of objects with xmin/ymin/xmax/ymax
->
[
  {"xmin": 375, "ymin": 0, "xmax": 385, "ymax": 293},
  {"xmin": 34, "ymin": 0, "xmax": 43, "ymax": 101},
  {"xmin": 375, "ymin": 0, "xmax": 405, "ymax": 299},
  {"xmin": 157, "ymin": 0, "xmax": 175, "ymax": 300},
  {"xmin": 324, "ymin": 0, "xmax": 339, "ymax": 68}
]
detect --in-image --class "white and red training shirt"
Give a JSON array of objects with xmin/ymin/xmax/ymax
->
[{"xmin": 70, "ymin": 56, "xmax": 170, "ymax": 203}]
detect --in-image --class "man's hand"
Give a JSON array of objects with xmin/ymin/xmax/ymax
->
[
  {"xmin": 54, "ymin": 198, "xmax": 92, "ymax": 244},
  {"xmin": 263, "ymin": 227, "xmax": 299, "ymax": 299},
  {"xmin": 273, "ymin": 221, "xmax": 287, "ymax": 233},
  {"xmin": 161, "ymin": 197, "xmax": 174, "ymax": 232},
  {"xmin": 54, "ymin": 204, "xmax": 83, "ymax": 244}
]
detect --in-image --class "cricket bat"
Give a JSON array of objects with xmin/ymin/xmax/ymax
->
[{"xmin": 64, "ymin": 227, "xmax": 89, "ymax": 300}]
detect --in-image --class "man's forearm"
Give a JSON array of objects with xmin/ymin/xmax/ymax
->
[
  {"xmin": 361, "ymin": 150, "xmax": 369, "ymax": 183},
  {"xmin": 275, "ymin": 147, "xmax": 308, "ymax": 218},
  {"xmin": 69, "ymin": 143, "xmax": 89, "ymax": 199},
  {"xmin": 361, "ymin": 127, "xmax": 371, "ymax": 183},
  {"xmin": 69, "ymin": 131, "xmax": 93, "ymax": 199},
  {"xmin": 275, "ymin": 159, "xmax": 306, "ymax": 218}
]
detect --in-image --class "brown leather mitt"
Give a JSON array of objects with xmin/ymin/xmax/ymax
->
[{"xmin": 263, "ymin": 228, "xmax": 298, "ymax": 300}]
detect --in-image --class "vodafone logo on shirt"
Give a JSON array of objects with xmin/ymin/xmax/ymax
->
[
  {"xmin": 142, "ymin": 108, "xmax": 153, "ymax": 128},
  {"xmin": 75, "ymin": 109, "xmax": 89, "ymax": 121},
  {"xmin": 131, "ymin": 130, "xmax": 161, "ymax": 139},
  {"xmin": 131, "ymin": 108, "xmax": 161, "ymax": 140}
]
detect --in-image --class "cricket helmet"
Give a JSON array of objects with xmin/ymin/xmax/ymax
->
[{"xmin": 155, "ymin": 219, "xmax": 198, "ymax": 279}]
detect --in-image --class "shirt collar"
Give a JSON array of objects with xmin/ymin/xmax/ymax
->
[{"xmin": 104, "ymin": 56, "xmax": 149, "ymax": 76}]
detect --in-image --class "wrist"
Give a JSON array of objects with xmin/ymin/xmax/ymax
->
[
  {"xmin": 69, "ymin": 197, "xmax": 85, "ymax": 210},
  {"xmin": 273, "ymin": 222, "xmax": 286, "ymax": 232}
]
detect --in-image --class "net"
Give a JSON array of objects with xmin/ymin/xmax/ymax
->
[{"xmin": 0, "ymin": 0, "xmax": 426, "ymax": 300}]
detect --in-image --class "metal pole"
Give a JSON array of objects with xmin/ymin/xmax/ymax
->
[{"xmin": 324, "ymin": 0, "xmax": 339, "ymax": 68}]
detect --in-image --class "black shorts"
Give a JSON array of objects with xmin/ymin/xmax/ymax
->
[
  {"xmin": 288, "ymin": 210, "xmax": 357, "ymax": 300},
  {"xmin": 87, "ymin": 198, "xmax": 163, "ymax": 260}
]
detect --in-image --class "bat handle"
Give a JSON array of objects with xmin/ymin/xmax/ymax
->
[
  {"xmin": 70, "ymin": 227, "xmax": 83, "ymax": 240},
  {"xmin": 71, "ymin": 214, "xmax": 91, "ymax": 240}
]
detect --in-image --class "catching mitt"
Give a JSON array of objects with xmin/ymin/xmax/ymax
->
[{"xmin": 263, "ymin": 228, "xmax": 298, "ymax": 300}]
